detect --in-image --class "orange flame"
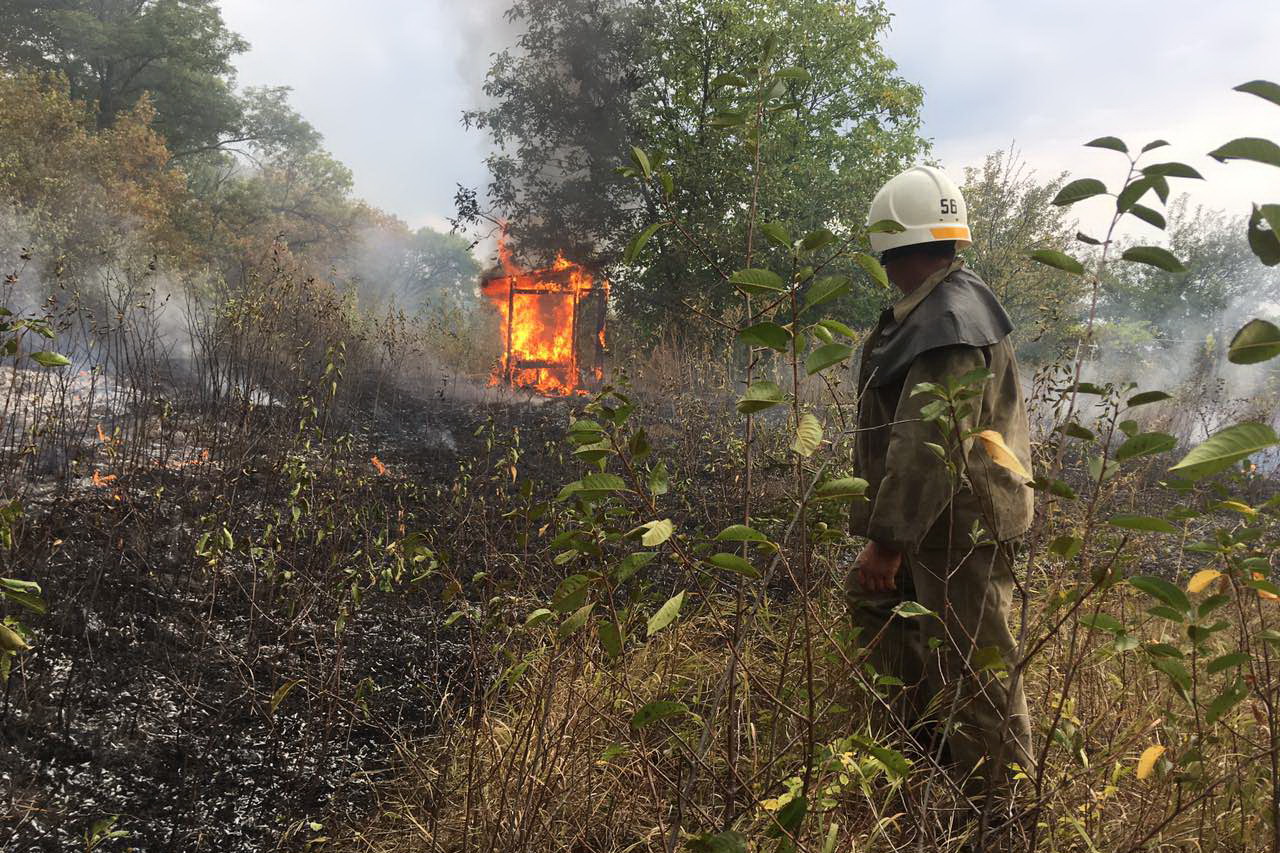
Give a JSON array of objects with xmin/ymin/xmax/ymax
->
[
  {"xmin": 371, "ymin": 455, "xmax": 389, "ymax": 476},
  {"xmin": 92, "ymin": 470, "xmax": 117, "ymax": 487},
  {"xmin": 481, "ymin": 230, "xmax": 607, "ymax": 396}
]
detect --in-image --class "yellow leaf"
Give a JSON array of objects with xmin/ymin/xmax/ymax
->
[
  {"xmin": 0, "ymin": 623, "xmax": 29, "ymax": 652},
  {"xmin": 1187, "ymin": 569, "xmax": 1222, "ymax": 594},
  {"xmin": 1136, "ymin": 744, "xmax": 1165, "ymax": 780},
  {"xmin": 1218, "ymin": 500, "xmax": 1256, "ymax": 516},
  {"xmin": 975, "ymin": 430, "xmax": 1032, "ymax": 480},
  {"xmin": 1254, "ymin": 572, "xmax": 1280, "ymax": 601}
]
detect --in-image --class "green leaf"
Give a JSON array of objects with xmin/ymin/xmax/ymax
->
[
  {"xmin": 791, "ymin": 413, "xmax": 822, "ymax": 457},
  {"xmin": 770, "ymin": 795, "xmax": 808, "ymax": 836},
  {"xmin": 1128, "ymin": 204, "xmax": 1166, "ymax": 230},
  {"xmin": 1141, "ymin": 162, "xmax": 1204, "ymax": 179},
  {"xmin": 715, "ymin": 523, "xmax": 769, "ymax": 543},
  {"xmin": 1109, "ymin": 514, "xmax": 1179, "ymax": 534},
  {"xmin": 524, "ymin": 608, "xmax": 553, "ymax": 627},
  {"xmin": 1130, "ymin": 575, "xmax": 1191, "ymax": 612},
  {"xmin": 552, "ymin": 574, "xmax": 591, "ymax": 613},
  {"xmin": 1121, "ymin": 246, "xmax": 1186, "ymax": 272},
  {"xmin": 630, "ymin": 146, "xmax": 652, "ymax": 179},
  {"xmin": 270, "ymin": 679, "xmax": 300, "ymax": 716},
  {"xmin": 1033, "ymin": 477, "xmax": 1077, "ymax": 499},
  {"xmin": 851, "ymin": 251, "xmax": 889, "ymax": 289},
  {"xmin": 705, "ymin": 553, "xmax": 761, "ymax": 579},
  {"xmin": 1116, "ymin": 176, "xmax": 1155, "ymax": 213},
  {"xmin": 738, "ymin": 322, "xmax": 791, "ymax": 351},
  {"xmin": 1206, "ymin": 679, "xmax": 1249, "ymax": 724},
  {"xmin": 799, "ymin": 227, "xmax": 835, "ymax": 253},
  {"xmin": 557, "ymin": 473, "xmax": 627, "ymax": 501},
  {"xmin": 736, "ymin": 380, "xmax": 784, "ymax": 413},
  {"xmin": 817, "ymin": 318, "xmax": 856, "ymax": 339},
  {"xmin": 1207, "ymin": 651, "xmax": 1249, "ymax": 675},
  {"xmin": 801, "ymin": 275, "xmax": 850, "ymax": 312},
  {"xmin": 631, "ymin": 699, "xmax": 687, "ymax": 728},
  {"xmin": 708, "ymin": 110, "xmax": 746, "ymax": 127},
  {"xmin": 1209, "ymin": 137, "xmax": 1280, "ymax": 169},
  {"xmin": 1085, "ymin": 136, "xmax": 1128, "ymax": 153},
  {"xmin": 1169, "ymin": 422, "xmax": 1280, "ymax": 481},
  {"xmin": 647, "ymin": 591, "xmax": 685, "ymax": 636},
  {"xmin": 1030, "ymin": 249, "xmax": 1084, "ymax": 275},
  {"xmin": 1062, "ymin": 422, "xmax": 1096, "ymax": 442},
  {"xmin": 558, "ymin": 602, "xmax": 595, "ymax": 639},
  {"xmin": 598, "ymin": 619, "xmax": 623, "ymax": 658},
  {"xmin": 867, "ymin": 219, "xmax": 904, "ymax": 234},
  {"xmin": 729, "ymin": 268, "xmax": 784, "ymax": 295},
  {"xmin": 1115, "ymin": 432, "xmax": 1176, "ymax": 462},
  {"xmin": 775, "ymin": 66, "xmax": 811, "ymax": 82},
  {"xmin": 685, "ymin": 830, "xmax": 747, "ymax": 853},
  {"xmin": 638, "ymin": 518, "xmax": 674, "ymax": 547},
  {"xmin": 891, "ymin": 601, "xmax": 935, "ymax": 619},
  {"xmin": 1141, "ymin": 139, "xmax": 1170, "ymax": 153},
  {"xmin": 813, "ymin": 477, "xmax": 868, "ymax": 500},
  {"xmin": 805, "ymin": 343, "xmax": 853, "ymax": 375},
  {"xmin": 30, "ymin": 351, "xmax": 70, "ymax": 368},
  {"xmin": 1080, "ymin": 612, "xmax": 1124, "ymax": 633},
  {"xmin": 1236, "ymin": 79, "xmax": 1280, "ymax": 108},
  {"xmin": 1052, "ymin": 178, "xmax": 1108, "ymax": 206},
  {"xmin": 624, "ymin": 221, "xmax": 667, "ymax": 263},
  {"xmin": 849, "ymin": 736, "xmax": 914, "ymax": 780},
  {"xmin": 710, "ymin": 73, "xmax": 749, "ymax": 89},
  {"xmin": 760, "ymin": 221, "xmax": 790, "ymax": 249},
  {"xmin": 1, "ymin": 579, "xmax": 45, "ymax": 614},
  {"xmin": 1151, "ymin": 657, "xmax": 1192, "ymax": 696},
  {"xmin": 1228, "ymin": 318, "xmax": 1280, "ymax": 364},
  {"xmin": 1049, "ymin": 535, "xmax": 1083, "ymax": 558},
  {"xmin": 648, "ymin": 461, "xmax": 669, "ymax": 497},
  {"xmin": 1145, "ymin": 642, "xmax": 1185, "ymax": 658},
  {"xmin": 1248, "ymin": 205, "xmax": 1280, "ymax": 266},
  {"xmin": 614, "ymin": 552, "xmax": 657, "ymax": 584},
  {"xmin": 1127, "ymin": 390, "xmax": 1172, "ymax": 408}
]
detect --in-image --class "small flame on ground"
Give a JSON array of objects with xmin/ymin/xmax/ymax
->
[{"xmin": 371, "ymin": 455, "xmax": 389, "ymax": 476}]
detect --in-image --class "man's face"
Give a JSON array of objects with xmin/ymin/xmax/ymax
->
[{"xmin": 879, "ymin": 252, "xmax": 909, "ymax": 291}]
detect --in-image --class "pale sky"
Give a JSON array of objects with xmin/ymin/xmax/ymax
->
[{"xmin": 219, "ymin": 0, "xmax": 1280, "ymax": 240}]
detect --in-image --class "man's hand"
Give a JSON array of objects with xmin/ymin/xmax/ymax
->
[{"xmin": 855, "ymin": 541, "xmax": 902, "ymax": 594}]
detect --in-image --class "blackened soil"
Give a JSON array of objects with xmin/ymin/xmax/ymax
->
[{"xmin": 0, "ymin": 393, "xmax": 577, "ymax": 852}]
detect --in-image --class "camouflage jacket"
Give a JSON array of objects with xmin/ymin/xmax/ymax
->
[{"xmin": 849, "ymin": 260, "xmax": 1034, "ymax": 552}]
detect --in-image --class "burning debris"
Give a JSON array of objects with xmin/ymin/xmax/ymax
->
[{"xmin": 481, "ymin": 234, "xmax": 608, "ymax": 396}]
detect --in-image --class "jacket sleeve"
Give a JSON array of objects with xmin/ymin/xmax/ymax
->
[{"xmin": 865, "ymin": 344, "xmax": 987, "ymax": 551}]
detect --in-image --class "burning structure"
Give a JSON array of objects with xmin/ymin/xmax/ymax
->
[{"xmin": 480, "ymin": 236, "xmax": 608, "ymax": 396}]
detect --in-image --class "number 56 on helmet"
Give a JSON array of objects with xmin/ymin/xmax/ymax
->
[{"xmin": 867, "ymin": 164, "xmax": 972, "ymax": 254}]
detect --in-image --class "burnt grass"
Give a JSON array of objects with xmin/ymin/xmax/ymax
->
[
  {"xmin": 3, "ymin": 382, "xmax": 1267, "ymax": 852},
  {"xmin": 0, "ymin": 392, "xmax": 584, "ymax": 852}
]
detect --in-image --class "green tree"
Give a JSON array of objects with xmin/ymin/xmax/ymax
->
[
  {"xmin": 960, "ymin": 148, "xmax": 1081, "ymax": 356},
  {"xmin": 0, "ymin": 0, "xmax": 248, "ymax": 154},
  {"xmin": 461, "ymin": 0, "xmax": 926, "ymax": 336},
  {"xmin": 1101, "ymin": 198, "xmax": 1280, "ymax": 344},
  {"xmin": 353, "ymin": 224, "xmax": 481, "ymax": 310}
]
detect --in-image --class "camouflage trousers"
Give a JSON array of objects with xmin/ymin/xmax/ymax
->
[{"xmin": 847, "ymin": 543, "xmax": 1032, "ymax": 791}]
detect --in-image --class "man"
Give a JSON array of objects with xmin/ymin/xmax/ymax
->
[{"xmin": 848, "ymin": 164, "xmax": 1034, "ymax": 795}]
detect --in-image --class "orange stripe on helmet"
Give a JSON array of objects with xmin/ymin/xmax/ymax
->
[{"xmin": 930, "ymin": 226, "xmax": 971, "ymax": 239}]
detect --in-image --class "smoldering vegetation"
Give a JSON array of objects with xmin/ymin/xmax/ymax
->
[{"xmin": 1, "ymin": 3, "xmax": 1279, "ymax": 853}]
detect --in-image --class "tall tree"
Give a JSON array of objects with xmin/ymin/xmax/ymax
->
[
  {"xmin": 461, "ymin": 0, "xmax": 926, "ymax": 335},
  {"xmin": 0, "ymin": 0, "xmax": 247, "ymax": 154},
  {"xmin": 1101, "ymin": 198, "xmax": 1280, "ymax": 343},
  {"xmin": 960, "ymin": 148, "xmax": 1081, "ymax": 355}
]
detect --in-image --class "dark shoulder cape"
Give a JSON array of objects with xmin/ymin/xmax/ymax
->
[{"xmin": 864, "ymin": 267, "xmax": 1013, "ymax": 388}]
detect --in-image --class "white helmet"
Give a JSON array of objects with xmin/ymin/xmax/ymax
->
[{"xmin": 867, "ymin": 164, "xmax": 971, "ymax": 254}]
